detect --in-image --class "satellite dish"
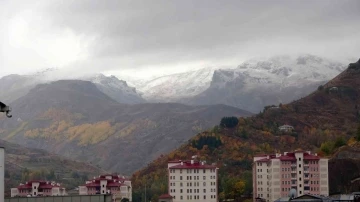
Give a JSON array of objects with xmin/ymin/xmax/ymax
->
[{"xmin": 289, "ymin": 188, "xmax": 297, "ymax": 199}]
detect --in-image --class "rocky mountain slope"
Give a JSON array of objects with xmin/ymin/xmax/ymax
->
[
  {"xmin": 82, "ymin": 74, "xmax": 145, "ymax": 104},
  {"xmin": 0, "ymin": 139, "xmax": 103, "ymax": 197},
  {"xmin": 186, "ymin": 55, "xmax": 347, "ymax": 113},
  {"xmin": 0, "ymin": 80, "xmax": 251, "ymax": 174},
  {"xmin": 131, "ymin": 58, "xmax": 360, "ymax": 201},
  {"xmin": 0, "ymin": 72, "xmax": 145, "ymax": 104},
  {"xmin": 136, "ymin": 67, "xmax": 217, "ymax": 102}
]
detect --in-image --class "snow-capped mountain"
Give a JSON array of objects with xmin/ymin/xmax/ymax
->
[
  {"xmin": 0, "ymin": 71, "xmax": 145, "ymax": 104},
  {"xmin": 185, "ymin": 54, "xmax": 347, "ymax": 112},
  {"xmin": 84, "ymin": 74, "xmax": 145, "ymax": 104},
  {"xmin": 136, "ymin": 67, "xmax": 218, "ymax": 101}
]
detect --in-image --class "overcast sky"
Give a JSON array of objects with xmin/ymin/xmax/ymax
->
[{"xmin": 1, "ymin": 0, "xmax": 359, "ymax": 78}]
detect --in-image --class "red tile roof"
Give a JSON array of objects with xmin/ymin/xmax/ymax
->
[
  {"xmin": 85, "ymin": 182, "xmax": 100, "ymax": 187},
  {"xmin": 107, "ymin": 182, "xmax": 126, "ymax": 187},
  {"xmin": 168, "ymin": 160, "xmax": 182, "ymax": 163},
  {"xmin": 256, "ymin": 158, "xmax": 270, "ymax": 162},
  {"xmin": 255, "ymin": 151, "xmax": 321, "ymax": 162},
  {"xmin": 159, "ymin": 194, "xmax": 173, "ymax": 199},
  {"xmin": 17, "ymin": 184, "xmax": 32, "ymax": 189},
  {"xmin": 169, "ymin": 161, "xmax": 217, "ymax": 169},
  {"xmin": 17, "ymin": 181, "xmax": 62, "ymax": 189}
]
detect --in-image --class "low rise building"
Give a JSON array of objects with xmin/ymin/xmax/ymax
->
[
  {"xmin": 79, "ymin": 174, "xmax": 132, "ymax": 202},
  {"xmin": 11, "ymin": 180, "xmax": 66, "ymax": 197}
]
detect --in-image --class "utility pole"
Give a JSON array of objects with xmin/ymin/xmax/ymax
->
[{"xmin": 144, "ymin": 179, "xmax": 147, "ymax": 202}]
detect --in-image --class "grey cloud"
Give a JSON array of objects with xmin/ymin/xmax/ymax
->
[
  {"xmin": 42, "ymin": 0, "xmax": 360, "ymax": 62},
  {"xmin": 2, "ymin": 0, "xmax": 360, "ymax": 76}
]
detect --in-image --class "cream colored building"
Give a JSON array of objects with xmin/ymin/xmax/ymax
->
[
  {"xmin": 79, "ymin": 174, "xmax": 132, "ymax": 202},
  {"xmin": 168, "ymin": 159, "xmax": 218, "ymax": 202},
  {"xmin": 253, "ymin": 151, "xmax": 328, "ymax": 202}
]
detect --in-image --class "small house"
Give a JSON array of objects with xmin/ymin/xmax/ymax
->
[
  {"xmin": 279, "ymin": 125, "xmax": 294, "ymax": 132},
  {"xmin": 158, "ymin": 194, "xmax": 173, "ymax": 202}
]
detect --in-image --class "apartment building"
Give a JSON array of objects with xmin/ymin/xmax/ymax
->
[
  {"xmin": 253, "ymin": 151, "xmax": 329, "ymax": 202},
  {"xmin": 167, "ymin": 159, "xmax": 218, "ymax": 202},
  {"xmin": 79, "ymin": 174, "xmax": 132, "ymax": 202},
  {"xmin": 10, "ymin": 180, "xmax": 66, "ymax": 197}
]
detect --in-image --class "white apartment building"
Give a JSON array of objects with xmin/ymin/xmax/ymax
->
[
  {"xmin": 168, "ymin": 159, "xmax": 218, "ymax": 202},
  {"xmin": 253, "ymin": 151, "xmax": 329, "ymax": 202}
]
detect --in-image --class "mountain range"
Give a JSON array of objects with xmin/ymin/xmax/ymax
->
[
  {"xmin": 0, "ymin": 72, "xmax": 145, "ymax": 104},
  {"xmin": 117, "ymin": 54, "xmax": 346, "ymax": 113},
  {"xmin": 0, "ymin": 80, "xmax": 251, "ymax": 174},
  {"xmin": 1, "ymin": 54, "xmax": 347, "ymax": 114},
  {"xmin": 131, "ymin": 58, "xmax": 360, "ymax": 201}
]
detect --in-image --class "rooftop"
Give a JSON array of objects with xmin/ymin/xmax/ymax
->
[{"xmin": 255, "ymin": 151, "xmax": 321, "ymax": 162}]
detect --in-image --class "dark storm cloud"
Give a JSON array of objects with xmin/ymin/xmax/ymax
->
[
  {"xmin": 42, "ymin": 0, "xmax": 360, "ymax": 63},
  {"xmin": 2, "ymin": 0, "xmax": 359, "ymax": 76}
]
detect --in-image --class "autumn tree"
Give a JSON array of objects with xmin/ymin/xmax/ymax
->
[
  {"xmin": 334, "ymin": 137, "xmax": 346, "ymax": 148},
  {"xmin": 356, "ymin": 124, "xmax": 360, "ymax": 141}
]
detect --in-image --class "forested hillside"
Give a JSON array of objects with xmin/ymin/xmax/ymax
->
[{"xmin": 131, "ymin": 59, "xmax": 360, "ymax": 202}]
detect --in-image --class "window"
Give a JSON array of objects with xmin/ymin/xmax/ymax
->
[
  {"xmin": 299, "ymin": 158, "xmax": 301, "ymax": 161},
  {"xmin": 203, "ymin": 189, "xmax": 206, "ymax": 193},
  {"xmin": 180, "ymin": 176, "xmax": 183, "ymax": 180},
  {"xmin": 180, "ymin": 169, "xmax": 182, "ymax": 173},
  {"xmin": 204, "ymin": 195, "xmax": 206, "ymax": 199},
  {"xmin": 299, "ymin": 164, "xmax": 301, "ymax": 168},
  {"xmin": 180, "ymin": 182, "xmax": 183, "ymax": 187},
  {"xmin": 203, "ymin": 169, "xmax": 206, "ymax": 173},
  {"xmin": 180, "ymin": 196, "xmax": 183, "ymax": 200},
  {"xmin": 203, "ymin": 176, "xmax": 206, "ymax": 180},
  {"xmin": 180, "ymin": 189, "xmax": 183, "ymax": 193},
  {"xmin": 203, "ymin": 182, "xmax": 206, "ymax": 186}
]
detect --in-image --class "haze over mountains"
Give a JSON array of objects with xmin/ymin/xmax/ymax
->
[
  {"xmin": 0, "ymin": 53, "xmax": 350, "ymax": 175},
  {"xmin": 0, "ymin": 80, "xmax": 250, "ymax": 174},
  {"xmin": 1, "ymin": 54, "xmax": 347, "ymax": 113}
]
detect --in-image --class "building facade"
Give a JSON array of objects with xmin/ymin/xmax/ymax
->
[
  {"xmin": 253, "ymin": 151, "xmax": 329, "ymax": 202},
  {"xmin": 11, "ymin": 181, "xmax": 66, "ymax": 197},
  {"xmin": 167, "ymin": 159, "xmax": 218, "ymax": 202},
  {"xmin": 79, "ymin": 174, "xmax": 132, "ymax": 202}
]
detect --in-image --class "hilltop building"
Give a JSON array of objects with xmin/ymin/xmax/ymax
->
[
  {"xmin": 167, "ymin": 158, "xmax": 219, "ymax": 202},
  {"xmin": 10, "ymin": 180, "xmax": 67, "ymax": 197},
  {"xmin": 79, "ymin": 174, "xmax": 132, "ymax": 202},
  {"xmin": 253, "ymin": 151, "xmax": 329, "ymax": 202},
  {"xmin": 279, "ymin": 125, "xmax": 294, "ymax": 132}
]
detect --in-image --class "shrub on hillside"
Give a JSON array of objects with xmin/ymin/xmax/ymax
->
[
  {"xmin": 192, "ymin": 135, "xmax": 222, "ymax": 150},
  {"xmin": 220, "ymin": 117, "xmax": 239, "ymax": 128}
]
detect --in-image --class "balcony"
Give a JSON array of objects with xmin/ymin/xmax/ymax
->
[
  {"xmin": 291, "ymin": 164, "xmax": 296, "ymax": 167},
  {"xmin": 291, "ymin": 170, "xmax": 296, "ymax": 173}
]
